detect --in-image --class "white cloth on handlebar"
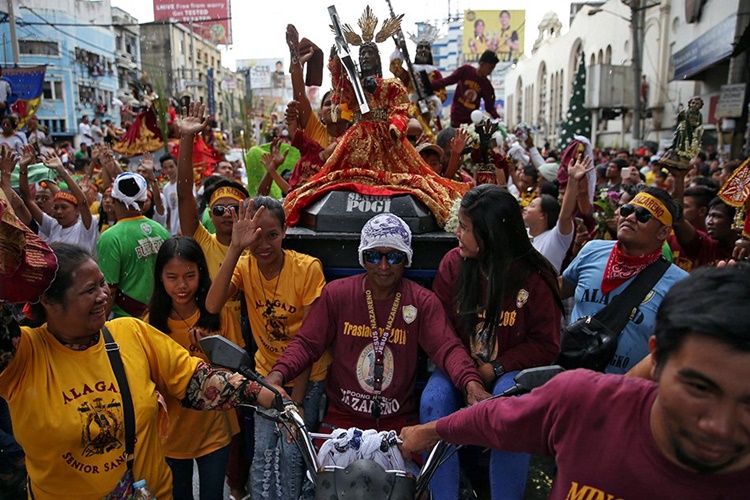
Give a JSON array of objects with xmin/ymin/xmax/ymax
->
[{"xmin": 317, "ymin": 427, "xmax": 406, "ymax": 472}]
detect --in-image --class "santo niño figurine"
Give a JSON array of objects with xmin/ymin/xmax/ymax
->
[{"xmin": 659, "ymin": 96, "xmax": 704, "ymax": 170}]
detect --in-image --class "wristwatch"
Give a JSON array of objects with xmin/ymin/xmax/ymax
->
[{"xmin": 490, "ymin": 360, "xmax": 505, "ymax": 379}]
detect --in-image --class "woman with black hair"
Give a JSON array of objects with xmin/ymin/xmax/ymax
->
[
  {"xmin": 421, "ymin": 184, "xmax": 563, "ymax": 500},
  {"xmin": 0, "ymin": 243, "xmax": 278, "ymax": 499},
  {"xmin": 147, "ymin": 236, "xmax": 244, "ymax": 500},
  {"xmin": 97, "ymin": 187, "xmax": 117, "ymax": 233}
]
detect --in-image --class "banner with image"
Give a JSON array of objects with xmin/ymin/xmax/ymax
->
[{"xmin": 463, "ymin": 10, "xmax": 525, "ymax": 63}]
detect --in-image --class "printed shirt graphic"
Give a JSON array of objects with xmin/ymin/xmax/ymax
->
[
  {"xmin": 96, "ymin": 216, "xmax": 171, "ymax": 318},
  {"xmin": 273, "ymin": 275, "xmax": 481, "ymax": 432},
  {"xmin": 0, "ymin": 318, "xmax": 200, "ymax": 499},
  {"xmin": 231, "ymin": 249, "xmax": 330, "ymax": 382},
  {"xmin": 563, "ymin": 240, "xmax": 688, "ymax": 373},
  {"xmin": 432, "ymin": 248, "xmax": 561, "ymax": 372}
]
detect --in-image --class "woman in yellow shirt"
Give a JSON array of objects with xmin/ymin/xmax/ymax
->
[
  {"xmin": 206, "ymin": 196, "xmax": 329, "ymax": 500},
  {"xmin": 0, "ymin": 243, "xmax": 278, "ymax": 499},
  {"xmin": 147, "ymin": 236, "xmax": 245, "ymax": 500}
]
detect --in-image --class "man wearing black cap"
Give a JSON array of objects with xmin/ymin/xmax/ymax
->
[{"xmin": 430, "ymin": 50, "xmax": 500, "ymax": 127}]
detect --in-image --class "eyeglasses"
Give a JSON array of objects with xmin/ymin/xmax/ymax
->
[
  {"xmin": 619, "ymin": 204, "xmax": 653, "ymax": 223},
  {"xmin": 362, "ymin": 249, "xmax": 407, "ymax": 265},
  {"xmin": 211, "ymin": 204, "xmax": 239, "ymax": 217}
]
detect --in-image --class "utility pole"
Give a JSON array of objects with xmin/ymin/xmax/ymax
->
[
  {"xmin": 190, "ymin": 21, "xmax": 196, "ymax": 102},
  {"xmin": 7, "ymin": 0, "xmax": 19, "ymax": 65},
  {"xmin": 629, "ymin": 0, "xmax": 643, "ymax": 148}
]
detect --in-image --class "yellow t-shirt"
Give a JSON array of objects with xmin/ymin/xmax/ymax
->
[
  {"xmin": 157, "ymin": 308, "xmax": 241, "ymax": 459},
  {"xmin": 192, "ymin": 223, "xmax": 244, "ymax": 346},
  {"xmin": 231, "ymin": 249, "xmax": 331, "ymax": 382},
  {"xmin": 304, "ymin": 113, "xmax": 335, "ymax": 148},
  {"xmin": 0, "ymin": 317, "xmax": 200, "ymax": 500}
]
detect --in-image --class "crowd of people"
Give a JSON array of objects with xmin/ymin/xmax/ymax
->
[{"xmin": 1, "ymin": 7, "xmax": 749, "ymax": 500}]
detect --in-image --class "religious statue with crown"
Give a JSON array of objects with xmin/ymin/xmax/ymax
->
[
  {"xmin": 283, "ymin": 6, "xmax": 467, "ymax": 228},
  {"xmin": 659, "ymin": 96, "xmax": 705, "ymax": 170},
  {"xmin": 389, "ymin": 23, "xmax": 446, "ymax": 142}
]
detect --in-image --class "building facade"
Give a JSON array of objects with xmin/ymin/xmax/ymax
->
[
  {"xmin": 504, "ymin": 0, "xmax": 750, "ymax": 157},
  {"xmin": 140, "ymin": 21, "xmax": 244, "ymax": 137},
  {"xmin": 0, "ymin": 0, "xmax": 120, "ymax": 139}
]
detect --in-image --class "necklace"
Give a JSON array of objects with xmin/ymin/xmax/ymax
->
[
  {"xmin": 258, "ymin": 254, "xmax": 284, "ymax": 317},
  {"xmin": 364, "ymin": 286, "xmax": 401, "ymax": 423},
  {"xmin": 172, "ymin": 306, "xmax": 199, "ymax": 336}
]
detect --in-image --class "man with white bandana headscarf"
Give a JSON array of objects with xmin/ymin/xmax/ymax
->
[
  {"xmin": 97, "ymin": 172, "xmax": 171, "ymax": 318},
  {"xmin": 265, "ymin": 213, "xmax": 490, "ymax": 436}
]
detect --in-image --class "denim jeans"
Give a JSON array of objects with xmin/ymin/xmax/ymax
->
[
  {"xmin": 166, "ymin": 444, "xmax": 231, "ymax": 500},
  {"xmin": 0, "ymin": 398, "xmax": 24, "ymax": 475},
  {"xmin": 420, "ymin": 369, "xmax": 530, "ymax": 500},
  {"xmin": 251, "ymin": 380, "xmax": 325, "ymax": 499}
]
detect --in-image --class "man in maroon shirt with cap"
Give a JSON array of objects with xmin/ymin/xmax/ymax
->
[{"xmin": 265, "ymin": 213, "xmax": 489, "ymax": 433}]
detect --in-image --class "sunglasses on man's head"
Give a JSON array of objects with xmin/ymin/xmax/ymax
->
[
  {"xmin": 619, "ymin": 204, "xmax": 653, "ymax": 223},
  {"xmin": 211, "ymin": 204, "xmax": 239, "ymax": 217},
  {"xmin": 362, "ymin": 249, "xmax": 407, "ymax": 265}
]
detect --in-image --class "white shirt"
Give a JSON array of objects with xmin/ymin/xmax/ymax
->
[
  {"xmin": 532, "ymin": 222, "xmax": 574, "ymax": 274},
  {"xmin": 0, "ymin": 79, "xmax": 11, "ymax": 104},
  {"xmin": 90, "ymin": 124, "xmax": 104, "ymax": 144},
  {"xmin": 40, "ymin": 212, "xmax": 99, "ymax": 256},
  {"xmin": 78, "ymin": 122, "xmax": 92, "ymax": 146},
  {"xmin": 161, "ymin": 180, "xmax": 181, "ymax": 236}
]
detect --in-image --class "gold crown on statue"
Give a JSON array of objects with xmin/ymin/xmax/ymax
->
[
  {"xmin": 341, "ymin": 6, "xmax": 403, "ymax": 46},
  {"xmin": 409, "ymin": 24, "xmax": 440, "ymax": 46}
]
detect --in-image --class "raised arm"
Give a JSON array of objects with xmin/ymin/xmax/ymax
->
[
  {"xmin": 205, "ymin": 201, "xmax": 265, "ymax": 314},
  {"xmin": 261, "ymin": 138, "xmax": 291, "ymax": 196},
  {"xmin": 665, "ymin": 167, "xmax": 696, "ymax": 247},
  {"xmin": 97, "ymin": 145, "xmax": 122, "ymax": 190},
  {"xmin": 42, "ymin": 151, "xmax": 93, "ymax": 229},
  {"xmin": 445, "ymin": 128, "xmax": 469, "ymax": 179},
  {"xmin": 140, "ymin": 154, "xmax": 164, "ymax": 216},
  {"xmin": 559, "ymin": 155, "xmax": 594, "ymax": 236},
  {"xmin": 0, "ymin": 147, "xmax": 31, "ymax": 225},
  {"xmin": 286, "ymin": 24, "xmax": 317, "ymax": 129},
  {"xmin": 16, "ymin": 145, "xmax": 44, "ymax": 224},
  {"xmin": 176, "ymin": 102, "xmax": 208, "ymax": 238}
]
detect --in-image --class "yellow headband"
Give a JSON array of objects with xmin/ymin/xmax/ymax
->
[
  {"xmin": 54, "ymin": 191, "xmax": 78, "ymax": 206},
  {"xmin": 210, "ymin": 186, "xmax": 246, "ymax": 206},
  {"xmin": 631, "ymin": 192, "xmax": 673, "ymax": 226}
]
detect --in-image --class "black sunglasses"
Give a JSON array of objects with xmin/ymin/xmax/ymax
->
[
  {"xmin": 619, "ymin": 204, "xmax": 653, "ymax": 223},
  {"xmin": 211, "ymin": 204, "xmax": 239, "ymax": 217},
  {"xmin": 362, "ymin": 249, "xmax": 407, "ymax": 265}
]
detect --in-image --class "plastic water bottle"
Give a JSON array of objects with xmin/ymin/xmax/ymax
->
[{"xmin": 133, "ymin": 479, "xmax": 155, "ymax": 500}]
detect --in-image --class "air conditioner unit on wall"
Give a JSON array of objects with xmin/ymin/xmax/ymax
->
[{"xmin": 585, "ymin": 65, "xmax": 635, "ymax": 110}]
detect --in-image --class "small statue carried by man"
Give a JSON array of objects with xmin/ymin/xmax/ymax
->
[{"xmin": 659, "ymin": 96, "xmax": 704, "ymax": 170}]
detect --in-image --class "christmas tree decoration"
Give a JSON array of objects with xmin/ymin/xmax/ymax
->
[{"xmin": 558, "ymin": 53, "xmax": 591, "ymax": 150}]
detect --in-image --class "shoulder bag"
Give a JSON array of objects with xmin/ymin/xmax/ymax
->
[{"xmin": 557, "ymin": 258, "xmax": 670, "ymax": 372}]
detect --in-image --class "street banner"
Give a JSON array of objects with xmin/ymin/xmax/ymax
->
[{"xmin": 153, "ymin": 0, "xmax": 232, "ymax": 45}]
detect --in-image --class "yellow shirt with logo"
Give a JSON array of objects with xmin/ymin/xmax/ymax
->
[
  {"xmin": 145, "ymin": 308, "xmax": 242, "ymax": 459},
  {"xmin": 231, "ymin": 249, "xmax": 330, "ymax": 383},
  {"xmin": 0, "ymin": 317, "xmax": 200, "ymax": 500},
  {"xmin": 192, "ymin": 223, "xmax": 244, "ymax": 346}
]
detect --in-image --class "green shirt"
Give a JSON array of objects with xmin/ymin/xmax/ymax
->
[
  {"xmin": 201, "ymin": 208, "xmax": 216, "ymax": 234},
  {"xmin": 96, "ymin": 216, "xmax": 171, "ymax": 318}
]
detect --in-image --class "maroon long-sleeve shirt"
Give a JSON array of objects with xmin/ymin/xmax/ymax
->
[
  {"xmin": 272, "ymin": 274, "xmax": 482, "ymax": 432},
  {"xmin": 431, "ymin": 248, "xmax": 561, "ymax": 372}
]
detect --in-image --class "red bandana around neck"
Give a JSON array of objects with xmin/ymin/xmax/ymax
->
[{"xmin": 601, "ymin": 242, "xmax": 662, "ymax": 294}]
